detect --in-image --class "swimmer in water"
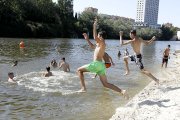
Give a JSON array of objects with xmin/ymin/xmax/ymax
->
[
  {"xmin": 12, "ymin": 60, "xmax": 18, "ymax": 67},
  {"xmin": 59, "ymin": 58, "xmax": 70, "ymax": 72},
  {"xmin": 44, "ymin": 66, "xmax": 53, "ymax": 77},
  {"xmin": 50, "ymin": 59, "xmax": 58, "ymax": 68},
  {"xmin": 8, "ymin": 72, "xmax": 17, "ymax": 83}
]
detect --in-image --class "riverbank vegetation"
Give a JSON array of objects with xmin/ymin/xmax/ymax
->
[{"xmin": 0, "ymin": 0, "xmax": 179, "ymax": 40}]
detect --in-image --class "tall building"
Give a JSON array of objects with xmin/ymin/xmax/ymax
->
[{"xmin": 134, "ymin": 0, "xmax": 160, "ymax": 28}]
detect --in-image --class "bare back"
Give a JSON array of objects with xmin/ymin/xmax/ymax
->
[
  {"xmin": 60, "ymin": 62, "xmax": 70, "ymax": 72},
  {"xmin": 45, "ymin": 72, "xmax": 53, "ymax": 77}
]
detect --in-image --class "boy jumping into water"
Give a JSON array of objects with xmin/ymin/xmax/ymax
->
[
  {"xmin": 77, "ymin": 19, "xmax": 128, "ymax": 98},
  {"xmin": 119, "ymin": 30, "xmax": 159, "ymax": 84},
  {"xmin": 82, "ymin": 33, "xmax": 115, "ymax": 78},
  {"xmin": 162, "ymin": 45, "xmax": 170, "ymax": 68}
]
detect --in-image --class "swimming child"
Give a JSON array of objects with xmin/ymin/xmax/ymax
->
[
  {"xmin": 8, "ymin": 72, "xmax": 17, "ymax": 83},
  {"xmin": 44, "ymin": 66, "xmax": 53, "ymax": 77}
]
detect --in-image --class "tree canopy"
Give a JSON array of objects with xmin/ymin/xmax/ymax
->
[{"xmin": 0, "ymin": 0, "xmax": 179, "ymax": 40}]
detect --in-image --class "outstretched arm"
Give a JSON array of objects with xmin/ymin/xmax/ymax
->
[
  {"xmin": 82, "ymin": 33, "xmax": 95, "ymax": 49},
  {"xmin": 119, "ymin": 31, "xmax": 133, "ymax": 46},
  {"xmin": 93, "ymin": 18, "xmax": 102, "ymax": 43},
  {"xmin": 141, "ymin": 36, "xmax": 156, "ymax": 45}
]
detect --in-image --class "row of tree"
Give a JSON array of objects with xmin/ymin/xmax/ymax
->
[{"xmin": 0, "ymin": 0, "xmax": 179, "ymax": 40}]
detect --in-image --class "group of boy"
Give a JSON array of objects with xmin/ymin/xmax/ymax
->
[
  {"xmin": 8, "ymin": 18, "xmax": 171, "ymax": 99},
  {"xmin": 45, "ymin": 57, "xmax": 70, "ymax": 77},
  {"xmin": 76, "ymin": 18, "xmax": 172, "ymax": 98},
  {"xmin": 8, "ymin": 57, "xmax": 70, "ymax": 83}
]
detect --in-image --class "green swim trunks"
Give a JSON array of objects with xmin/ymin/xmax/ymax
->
[{"xmin": 86, "ymin": 61, "xmax": 106, "ymax": 75}]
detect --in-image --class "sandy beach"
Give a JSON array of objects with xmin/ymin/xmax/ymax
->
[{"xmin": 110, "ymin": 53, "xmax": 180, "ymax": 120}]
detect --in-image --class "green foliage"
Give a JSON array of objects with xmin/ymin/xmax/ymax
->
[
  {"xmin": 159, "ymin": 25, "xmax": 174, "ymax": 40},
  {"xmin": 0, "ymin": 0, "xmax": 179, "ymax": 40},
  {"xmin": 0, "ymin": 0, "xmax": 74, "ymax": 38},
  {"xmin": 136, "ymin": 28, "xmax": 161, "ymax": 40}
]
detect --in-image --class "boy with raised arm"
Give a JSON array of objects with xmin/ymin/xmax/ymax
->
[
  {"xmin": 82, "ymin": 33, "xmax": 115, "ymax": 78},
  {"xmin": 119, "ymin": 30, "xmax": 159, "ymax": 84},
  {"xmin": 77, "ymin": 19, "xmax": 128, "ymax": 98}
]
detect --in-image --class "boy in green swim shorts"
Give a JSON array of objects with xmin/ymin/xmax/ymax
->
[{"xmin": 77, "ymin": 19, "xmax": 128, "ymax": 98}]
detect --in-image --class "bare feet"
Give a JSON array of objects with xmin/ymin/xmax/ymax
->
[
  {"xmin": 124, "ymin": 71, "xmax": 129, "ymax": 76},
  {"xmin": 77, "ymin": 88, "xmax": 86, "ymax": 93},
  {"xmin": 155, "ymin": 79, "xmax": 160, "ymax": 86},
  {"xmin": 121, "ymin": 90, "xmax": 129, "ymax": 100}
]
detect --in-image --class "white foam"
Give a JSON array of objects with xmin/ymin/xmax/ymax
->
[{"xmin": 17, "ymin": 71, "xmax": 80, "ymax": 95}]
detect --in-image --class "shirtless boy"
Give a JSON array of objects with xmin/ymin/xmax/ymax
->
[
  {"xmin": 162, "ymin": 45, "xmax": 170, "ymax": 68},
  {"xmin": 44, "ymin": 66, "xmax": 53, "ymax": 77},
  {"xmin": 59, "ymin": 58, "xmax": 70, "ymax": 72},
  {"xmin": 120, "ymin": 30, "xmax": 159, "ymax": 84},
  {"xmin": 77, "ymin": 19, "xmax": 127, "ymax": 97},
  {"xmin": 82, "ymin": 32, "xmax": 115, "ymax": 78},
  {"xmin": 8, "ymin": 72, "xmax": 17, "ymax": 83}
]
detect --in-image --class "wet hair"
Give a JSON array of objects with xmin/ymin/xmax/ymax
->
[
  {"xmin": 130, "ymin": 30, "xmax": 136, "ymax": 36},
  {"xmin": 8, "ymin": 72, "xmax": 14, "ymax": 76},
  {"xmin": 168, "ymin": 45, "xmax": 170, "ymax": 48},
  {"xmin": 98, "ymin": 31, "xmax": 107, "ymax": 39},
  {"xmin": 62, "ymin": 57, "xmax": 65, "ymax": 61},
  {"xmin": 51, "ymin": 59, "xmax": 56, "ymax": 63},
  {"xmin": 46, "ymin": 66, "xmax": 50, "ymax": 72}
]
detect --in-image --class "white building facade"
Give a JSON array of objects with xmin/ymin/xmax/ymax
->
[
  {"xmin": 134, "ymin": 0, "xmax": 160, "ymax": 28},
  {"xmin": 177, "ymin": 31, "xmax": 180, "ymax": 40}
]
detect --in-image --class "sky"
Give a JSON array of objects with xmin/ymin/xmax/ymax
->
[{"xmin": 53, "ymin": 0, "xmax": 180, "ymax": 27}]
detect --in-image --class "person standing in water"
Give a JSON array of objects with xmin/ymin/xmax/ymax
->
[
  {"xmin": 50, "ymin": 59, "xmax": 58, "ymax": 68},
  {"xmin": 123, "ymin": 48, "xmax": 130, "ymax": 75},
  {"xmin": 119, "ymin": 30, "xmax": 159, "ymax": 85},
  {"xmin": 77, "ymin": 19, "xmax": 128, "ymax": 98},
  {"xmin": 59, "ymin": 58, "xmax": 70, "ymax": 72},
  {"xmin": 162, "ymin": 45, "xmax": 170, "ymax": 68},
  {"xmin": 118, "ymin": 50, "xmax": 121, "ymax": 59}
]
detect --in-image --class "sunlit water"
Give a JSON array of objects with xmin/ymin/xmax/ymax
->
[{"xmin": 0, "ymin": 38, "xmax": 179, "ymax": 120}]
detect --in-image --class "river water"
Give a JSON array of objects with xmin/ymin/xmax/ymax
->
[{"xmin": 0, "ymin": 38, "xmax": 179, "ymax": 120}]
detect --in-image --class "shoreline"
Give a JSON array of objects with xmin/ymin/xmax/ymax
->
[
  {"xmin": 110, "ymin": 53, "xmax": 180, "ymax": 120},
  {"xmin": 0, "ymin": 37, "xmax": 179, "ymax": 41}
]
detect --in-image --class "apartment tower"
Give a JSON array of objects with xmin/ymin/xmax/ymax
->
[{"xmin": 135, "ymin": 0, "xmax": 160, "ymax": 28}]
